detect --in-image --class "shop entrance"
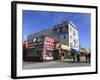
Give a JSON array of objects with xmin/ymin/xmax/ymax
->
[{"xmin": 53, "ymin": 49, "xmax": 59, "ymax": 60}]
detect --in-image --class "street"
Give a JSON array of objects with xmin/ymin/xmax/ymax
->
[{"xmin": 22, "ymin": 57, "xmax": 91, "ymax": 69}]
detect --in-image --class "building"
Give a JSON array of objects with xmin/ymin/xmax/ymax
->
[
  {"xmin": 27, "ymin": 21, "xmax": 79, "ymax": 50},
  {"xmin": 23, "ymin": 36, "xmax": 55, "ymax": 61},
  {"xmin": 23, "ymin": 21, "xmax": 79, "ymax": 61}
]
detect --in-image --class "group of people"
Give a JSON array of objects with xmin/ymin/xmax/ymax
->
[
  {"xmin": 72, "ymin": 51, "xmax": 91, "ymax": 62},
  {"xmin": 85, "ymin": 52, "xmax": 91, "ymax": 62},
  {"xmin": 53, "ymin": 45, "xmax": 91, "ymax": 63}
]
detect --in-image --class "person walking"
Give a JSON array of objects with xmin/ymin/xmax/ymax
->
[
  {"xmin": 71, "ymin": 49, "xmax": 76, "ymax": 62},
  {"xmin": 58, "ymin": 45, "xmax": 64, "ymax": 61},
  {"xmin": 88, "ymin": 52, "xmax": 91, "ymax": 62},
  {"xmin": 85, "ymin": 53, "xmax": 88, "ymax": 62},
  {"xmin": 77, "ymin": 53, "xmax": 80, "ymax": 62},
  {"xmin": 61, "ymin": 49, "xmax": 64, "ymax": 61}
]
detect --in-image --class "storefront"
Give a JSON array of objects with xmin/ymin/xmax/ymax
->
[
  {"xmin": 59, "ymin": 44, "xmax": 71, "ymax": 59},
  {"xmin": 43, "ymin": 37, "xmax": 54, "ymax": 60},
  {"xmin": 23, "ymin": 37, "xmax": 54, "ymax": 61}
]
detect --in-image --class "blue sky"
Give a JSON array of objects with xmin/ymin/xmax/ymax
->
[{"xmin": 23, "ymin": 10, "xmax": 91, "ymax": 48}]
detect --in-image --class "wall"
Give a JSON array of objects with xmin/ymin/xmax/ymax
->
[
  {"xmin": 0, "ymin": 0, "xmax": 99, "ymax": 80},
  {"xmin": 68, "ymin": 22, "xmax": 79, "ymax": 49}
]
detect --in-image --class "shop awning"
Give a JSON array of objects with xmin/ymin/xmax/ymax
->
[
  {"xmin": 80, "ymin": 49, "xmax": 85, "ymax": 53},
  {"xmin": 61, "ymin": 44, "xmax": 71, "ymax": 51}
]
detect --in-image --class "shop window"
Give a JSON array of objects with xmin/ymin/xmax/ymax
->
[{"xmin": 46, "ymin": 51, "xmax": 53, "ymax": 57}]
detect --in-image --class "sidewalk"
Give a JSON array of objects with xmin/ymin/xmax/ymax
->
[
  {"xmin": 22, "ymin": 57, "xmax": 90, "ymax": 69},
  {"xmin": 60, "ymin": 57, "xmax": 90, "ymax": 63}
]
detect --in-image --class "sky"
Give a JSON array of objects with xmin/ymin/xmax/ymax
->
[{"xmin": 23, "ymin": 10, "xmax": 91, "ymax": 48}]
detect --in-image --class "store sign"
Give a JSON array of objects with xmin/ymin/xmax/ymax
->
[
  {"xmin": 44, "ymin": 37, "xmax": 54, "ymax": 43},
  {"xmin": 44, "ymin": 37, "xmax": 54, "ymax": 45},
  {"xmin": 44, "ymin": 37, "xmax": 54, "ymax": 49}
]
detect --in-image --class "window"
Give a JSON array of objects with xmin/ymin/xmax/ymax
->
[
  {"xmin": 70, "ymin": 35, "xmax": 72, "ymax": 39},
  {"xmin": 59, "ymin": 27, "xmax": 63, "ymax": 32},
  {"xmin": 70, "ymin": 42, "xmax": 73, "ymax": 47},
  {"xmin": 73, "ymin": 31, "xmax": 76, "ymax": 36},
  {"xmin": 70, "ymin": 27, "xmax": 72, "ymax": 32},
  {"xmin": 64, "ymin": 35, "xmax": 66, "ymax": 39}
]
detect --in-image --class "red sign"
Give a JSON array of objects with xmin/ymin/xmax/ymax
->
[
  {"xmin": 23, "ymin": 41, "xmax": 29, "ymax": 48},
  {"xmin": 44, "ymin": 37, "xmax": 54, "ymax": 50},
  {"xmin": 44, "ymin": 37, "xmax": 54, "ymax": 44}
]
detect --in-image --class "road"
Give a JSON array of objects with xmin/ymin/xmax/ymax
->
[{"xmin": 22, "ymin": 57, "xmax": 91, "ymax": 69}]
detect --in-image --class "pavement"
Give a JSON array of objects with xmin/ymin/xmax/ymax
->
[{"xmin": 22, "ymin": 57, "xmax": 91, "ymax": 69}]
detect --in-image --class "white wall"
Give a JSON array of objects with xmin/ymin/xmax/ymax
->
[
  {"xmin": 0, "ymin": 0, "xmax": 99, "ymax": 80},
  {"xmin": 68, "ymin": 22, "xmax": 79, "ymax": 49}
]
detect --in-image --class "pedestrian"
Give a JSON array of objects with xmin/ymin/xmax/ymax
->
[
  {"xmin": 77, "ymin": 53, "xmax": 80, "ymax": 62},
  {"xmin": 85, "ymin": 53, "xmax": 88, "ymax": 62},
  {"xmin": 71, "ymin": 49, "xmax": 76, "ymax": 62},
  {"xmin": 88, "ymin": 52, "xmax": 91, "ymax": 62},
  {"xmin": 61, "ymin": 49, "xmax": 64, "ymax": 61},
  {"xmin": 53, "ymin": 48, "xmax": 56, "ymax": 60},
  {"xmin": 73, "ymin": 54, "xmax": 76, "ymax": 62}
]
